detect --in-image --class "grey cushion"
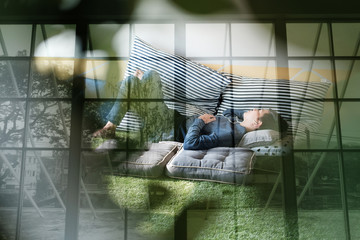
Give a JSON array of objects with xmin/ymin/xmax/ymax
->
[
  {"xmin": 115, "ymin": 142, "xmax": 180, "ymax": 178},
  {"xmin": 166, "ymin": 147, "xmax": 256, "ymax": 184},
  {"xmin": 238, "ymin": 130, "xmax": 280, "ymax": 148}
]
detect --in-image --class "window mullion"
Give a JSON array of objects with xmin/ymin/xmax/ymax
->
[
  {"xmin": 14, "ymin": 23, "xmax": 39, "ymax": 240},
  {"xmin": 328, "ymin": 21, "xmax": 351, "ymax": 240},
  {"xmin": 64, "ymin": 22, "xmax": 87, "ymax": 240},
  {"xmin": 274, "ymin": 18, "xmax": 299, "ymax": 240}
]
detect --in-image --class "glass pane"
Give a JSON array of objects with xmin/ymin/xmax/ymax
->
[
  {"xmin": 79, "ymin": 155, "xmax": 288, "ymax": 239},
  {"xmin": 296, "ymin": 152, "xmax": 347, "ymax": 239},
  {"xmin": 343, "ymin": 152, "xmax": 360, "ymax": 239},
  {"xmin": 185, "ymin": 59, "xmax": 230, "ymax": 73},
  {"xmin": 287, "ymin": 23, "xmax": 330, "ymax": 56},
  {"xmin": 85, "ymin": 60, "xmax": 128, "ymax": 99},
  {"xmin": 27, "ymin": 101, "xmax": 71, "ymax": 148},
  {"xmin": 316, "ymin": 101, "xmax": 338, "ymax": 148},
  {"xmin": 128, "ymin": 101, "xmax": 174, "ymax": 142},
  {"xmin": 182, "ymin": 156, "xmax": 285, "ymax": 238},
  {"xmin": 79, "ymin": 151, "xmax": 175, "ymax": 240},
  {"xmin": 0, "ymin": 60, "xmax": 29, "ymax": 98},
  {"xmin": 349, "ymin": 207, "xmax": 360, "ymax": 239},
  {"xmin": 229, "ymin": 60, "xmax": 276, "ymax": 78},
  {"xmin": 335, "ymin": 60, "xmax": 360, "ymax": 99},
  {"xmin": 231, "ymin": 23, "xmax": 275, "ymax": 57},
  {"xmin": 288, "ymin": 60, "xmax": 333, "ymax": 86},
  {"xmin": 31, "ymin": 60, "xmax": 73, "ymax": 98},
  {"xmin": 88, "ymin": 24, "xmax": 130, "ymax": 57},
  {"xmin": 287, "ymin": 60, "xmax": 334, "ymax": 148},
  {"xmin": 186, "ymin": 24, "xmax": 230, "ymax": 57},
  {"xmin": 188, "ymin": 208, "xmax": 284, "ymax": 239},
  {"xmin": 34, "ymin": 25, "xmax": 76, "ymax": 58},
  {"xmin": 298, "ymin": 210, "xmax": 346, "ymax": 239},
  {"xmin": 340, "ymin": 102, "xmax": 360, "ymax": 148},
  {"xmin": 295, "ymin": 102, "xmax": 339, "ymax": 149},
  {"xmin": 0, "ymin": 150, "xmax": 22, "ymax": 239},
  {"xmin": 20, "ymin": 150, "xmax": 68, "ymax": 240},
  {"xmin": 83, "ymin": 100, "xmax": 175, "ymax": 149},
  {"xmin": 0, "ymin": 25, "xmax": 32, "ymax": 57},
  {"xmin": 332, "ymin": 23, "xmax": 360, "ymax": 56},
  {"xmin": 0, "ymin": 101, "xmax": 25, "ymax": 147},
  {"xmin": 186, "ymin": 170, "xmax": 286, "ymax": 239},
  {"xmin": 82, "ymin": 101, "xmax": 114, "ymax": 148},
  {"xmin": 132, "ymin": 24, "xmax": 175, "ymax": 54}
]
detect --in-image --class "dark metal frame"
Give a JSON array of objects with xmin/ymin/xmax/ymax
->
[{"xmin": 1, "ymin": 17, "xmax": 360, "ymax": 240}]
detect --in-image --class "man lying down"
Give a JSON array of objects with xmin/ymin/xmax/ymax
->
[
  {"xmin": 183, "ymin": 108, "xmax": 288, "ymax": 150},
  {"xmin": 93, "ymin": 69, "xmax": 288, "ymax": 150}
]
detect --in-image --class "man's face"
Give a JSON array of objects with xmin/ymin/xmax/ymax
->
[{"xmin": 243, "ymin": 109, "xmax": 270, "ymax": 125}]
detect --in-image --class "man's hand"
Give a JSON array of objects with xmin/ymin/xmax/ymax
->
[{"xmin": 198, "ymin": 114, "xmax": 216, "ymax": 124}]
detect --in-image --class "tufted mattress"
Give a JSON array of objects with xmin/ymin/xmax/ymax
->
[
  {"xmin": 114, "ymin": 142, "xmax": 180, "ymax": 178},
  {"xmin": 166, "ymin": 147, "xmax": 256, "ymax": 184}
]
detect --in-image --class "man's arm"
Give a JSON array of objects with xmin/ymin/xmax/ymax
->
[{"xmin": 183, "ymin": 115, "xmax": 218, "ymax": 150}]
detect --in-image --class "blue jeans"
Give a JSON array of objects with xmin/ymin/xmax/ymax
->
[{"xmin": 107, "ymin": 70, "xmax": 172, "ymax": 143}]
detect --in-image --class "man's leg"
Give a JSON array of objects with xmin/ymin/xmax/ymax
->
[
  {"xmin": 134, "ymin": 70, "xmax": 173, "ymax": 144},
  {"xmin": 93, "ymin": 71, "xmax": 143, "ymax": 138},
  {"xmin": 94, "ymin": 69, "xmax": 174, "ymax": 153}
]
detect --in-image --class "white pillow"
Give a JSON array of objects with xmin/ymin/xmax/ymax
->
[{"xmin": 238, "ymin": 130, "xmax": 280, "ymax": 148}]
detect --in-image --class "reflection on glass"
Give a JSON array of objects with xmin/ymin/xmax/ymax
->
[
  {"xmin": 343, "ymin": 152, "xmax": 360, "ymax": 207},
  {"xmin": 230, "ymin": 60, "xmax": 276, "ymax": 78},
  {"xmin": 0, "ymin": 150, "xmax": 22, "ymax": 239},
  {"xmin": 335, "ymin": 60, "xmax": 360, "ymax": 99},
  {"xmin": 85, "ymin": 60, "xmax": 128, "ymax": 99},
  {"xmin": 128, "ymin": 101, "xmax": 174, "ymax": 142},
  {"xmin": 186, "ymin": 24, "xmax": 230, "ymax": 57},
  {"xmin": 296, "ymin": 152, "xmax": 346, "ymax": 239},
  {"xmin": 27, "ymin": 101, "xmax": 71, "ymax": 148},
  {"xmin": 88, "ymin": 24, "xmax": 130, "ymax": 57},
  {"xmin": 343, "ymin": 152, "xmax": 360, "ymax": 239},
  {"xmin": 332, "ymin": 23, "xmax": 360, "ymax": 56},
  {"xmin": 82, "ymin": 101, "xmax": 113, "ymax": 148},
  {"xmin": 288, "ymin": 60, "xmax": 333, "ymax": 85},
  {"xmin": 287, "ymin": 60, "xmax": 334, "ymax": 149},
  {"xmin": 20, "ymin": 150, "xmax": 68, "ymax": 240},
  {"xmin": 296, "ymin": 152, "xmax": 343, "ymax": 208},
  {"xmin": 340, "ymin": 102, "xmax": 360, "ymax": 148},
  {"xmin": 287, "ymin": 23, "xmax": 330, "ymax": 56},
  {"xmin": 349, "ymin": 211, "xmax": 360, "ymax": 239},
  {"xmin": 31, "ymin": 60, "xmax": 73, "ymax": 98},
  {"xmin": 231, "ymin": 23, "xmax": 275, "ymax": 57},
  {"xmin": 195, "ymin": 60, "xmax": 231, "ymax": 75},
  {"xmin": 295, "ymin": 102, "xmax": 338, "ymax": 150},
  {"xmin": 0, "ymin": 101, "xmax": 25, "ymax": 148},
  {"xmin": 22, "ymin": 150, "xmax": 68, "ymax": 208},
  {"xmin": 0, "ymin": 60, "xmax": 29, "ymax": 98},
  {"xmin": 83, "ymin": 100, "xmax": 175, "ymax": 149},
  {"xmin": 133, "ymin": 24, "xmax": 175, "ymax": 54},
  {"xmin": 79, "ymin": 150, "xmax": 127, "ymax": 239},
  {"xmin": 34, "ymin": 24, "xmax": 76, "ymax": 58},
  {"xmin": 0, "ymin": 25, "xmax": 32, "ymax": 57}
]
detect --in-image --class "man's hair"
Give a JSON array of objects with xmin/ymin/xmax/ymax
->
[{"xmin": 259, "ymin": 109, "xmax": 289, "ymax": 135}]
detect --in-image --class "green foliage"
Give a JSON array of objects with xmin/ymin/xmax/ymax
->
[{"xmin": 0, "ymin": 60, "xmax": 73, "ymax": 148}]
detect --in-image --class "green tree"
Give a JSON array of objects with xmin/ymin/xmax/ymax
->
[{"xmin": 0, "ymin": 60, "xmax": 73, "ymax": 148}]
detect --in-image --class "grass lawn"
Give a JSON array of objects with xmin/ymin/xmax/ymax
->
[{"xmin": 104, "ymin": 175, "xmax": 358, "ymax": 239}]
